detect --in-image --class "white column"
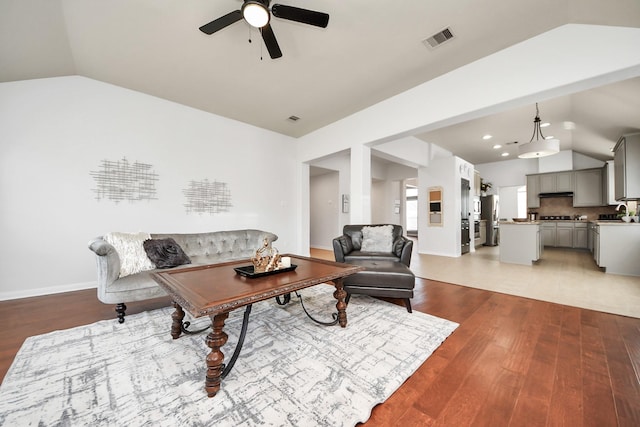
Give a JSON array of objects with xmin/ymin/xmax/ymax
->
[{"xmin": 350, "ymin": 144, "xmax": 371, "ymax": 224}]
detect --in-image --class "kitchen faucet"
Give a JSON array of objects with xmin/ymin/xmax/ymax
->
[{"xmin": 616, "ymin": 202, "xmax": 629, "ymax": 216}]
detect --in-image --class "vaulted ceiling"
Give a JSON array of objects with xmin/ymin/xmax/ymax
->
[{"xmin": 2, "ymin": 0, "xmax": 639, "ymax": 164}]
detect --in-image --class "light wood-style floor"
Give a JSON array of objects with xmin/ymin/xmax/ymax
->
[{"xmin": 1, "ymin": 253, "xmax": 639, "ymax": 425}]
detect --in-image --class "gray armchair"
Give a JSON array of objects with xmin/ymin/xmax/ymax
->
[{"xmin": 332, "ymin": 224, "xmax": 415, "ymax": 313}]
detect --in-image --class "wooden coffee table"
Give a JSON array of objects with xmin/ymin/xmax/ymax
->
[{"xmin": 151, "ymin": 255, "xmax": 362, "ymax": 397}]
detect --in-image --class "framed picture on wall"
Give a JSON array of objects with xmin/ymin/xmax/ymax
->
[{"xmin": 428, "ymin": 187, "xmax": 443, "ymax": 226}]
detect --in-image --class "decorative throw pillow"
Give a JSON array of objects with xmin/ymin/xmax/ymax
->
[
  {"xmin": 143, "ymin": 238, "xmax": 192, "ymax": 269},
  {"xmin": 103, "ymin": 232, "xmax": 155, "ymax": 278},
  {"xmin": 360, "ymin": 225, "xmax": 393, "ymax": 252}
]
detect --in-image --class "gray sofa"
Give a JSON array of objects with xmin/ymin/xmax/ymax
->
[
  {"xmin": 332, "ymin": 224, "xmax": 415, "ymax": 312},
  {"xmin": 88, "ymin": 229, "xmax": 277, "ymax": 323}
]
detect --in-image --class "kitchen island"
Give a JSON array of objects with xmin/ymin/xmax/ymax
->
[
  {"xmin": 499, "ymin": 221, "xmax": 542, "ymax": 265},
  {"xmin": 593, "ymin": 221, "xmax": 640, "ymax": 276}
]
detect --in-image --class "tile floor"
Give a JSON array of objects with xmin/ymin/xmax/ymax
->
[{"xmin": 311, "ymin": 245, "xmax": 640, "ymax": 319}]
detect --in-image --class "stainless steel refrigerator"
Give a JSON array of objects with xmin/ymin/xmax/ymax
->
[{"xmin": 480, "ymin": 195, "xmax": 499, "ymax": 246}]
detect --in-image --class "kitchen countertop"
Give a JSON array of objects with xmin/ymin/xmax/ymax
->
[
  {"xmin": 593, "ymin": 220, "xmax": 640, "ymax": 225},
  {"xmin": 498, "ymin": 221, "xmax": 540, "ymax": 225}
]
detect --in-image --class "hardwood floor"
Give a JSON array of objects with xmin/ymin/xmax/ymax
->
[{"xmin": 1, "ymin": 275, "xmax": 639, "ymax": 425}]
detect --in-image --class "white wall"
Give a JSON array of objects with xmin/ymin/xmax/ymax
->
[
  {"xmin": 296, "ymin": 24, "xmax": 640, "ymax": 239},
  {"xmin": 309, "ymin": 171, "xmax": 339, "ymax": 250},
  {"xmin": 475, "ymin": 157, "xmax": 539, "ymax": 190},
  {"xmin": 0, "ymin": 76, "xmax": 298, "ymax": 299}
]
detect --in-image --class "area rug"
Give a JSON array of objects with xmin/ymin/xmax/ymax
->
[{"xmin": 0, "ymin": 285, "xmax": 458, "ymax": 426}]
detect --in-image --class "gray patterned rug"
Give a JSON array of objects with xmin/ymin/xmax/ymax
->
[{"xmin": 0, "ymin": 285, "xmax": 457, "ymax": 426}]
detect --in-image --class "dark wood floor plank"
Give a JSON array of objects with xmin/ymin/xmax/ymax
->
[
  {"xmin": 2, "ymin": 278, "xmax": 639, "ymax": 427},
  {"xmin": 547, "ymin": 307, "xmax": 584, "ymax": 426},
  {"xmin": 580, "ymin": 312, "xmax": 618, "ymax": 427},
  {"xmin": 507, "ymin": 301, "xmax": 563, "ymax": 426},
  {"xmin": 599, "ymin": 314, "xmax": 640, "ymax": 426}
]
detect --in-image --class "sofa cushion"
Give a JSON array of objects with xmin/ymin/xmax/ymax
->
[
  {"xmin": 360, "ymin": 225, "xmax": 393, "ymax": 252},
  {"xmin": 103, "ymin": 232, "xmax": 155, "ymax": 278},
  {"xmin": 143, "ymin": 238, "xmax": 191, "ymax": 269}
]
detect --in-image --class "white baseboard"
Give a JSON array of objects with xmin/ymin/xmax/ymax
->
[
  {"xmin": 310, "ymin": 245, "xmax": 333, "ymax": 251},
  {"xmin": 0, "ymin": 281, "xmax": 97, "ymax": 301}
]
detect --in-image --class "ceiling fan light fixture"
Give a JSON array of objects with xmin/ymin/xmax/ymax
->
[
  {"xmin": 518, "ymin": 103, "xmax": 560, "ymax": 159},
  {"xmin": 242, "ymin": 1, "xmax": 270, "ymax": 28}
]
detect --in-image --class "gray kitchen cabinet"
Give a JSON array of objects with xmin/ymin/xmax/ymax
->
[
  {"xmin": 593, "ymin": 225, "xmax": 600, "ymax": 264},
  {"xmin": 556, "ymin": 172, "xmax": 574, "ymax": 192},
  {"xmin": 499, "ymin": 223, "xmax": 541, "ymax": 265},
  {"xmin": 614, "ymin": 133, "xmax": 640, "ymax": 200},
  {"xmin": 556, "ymin": 223, "xmax": 574, "ymax": 248},
  {"xmin": 574, "ymin": 223, "xmax": 588, "ymax": 249},
  {"xmin": 526, "ymin": 174, "xmax": 540, "ymax": 208},
  {"xmin": 541, "ymin": 222, "xmax": 556, "ymax": 247},
  {"xmin": 540, "ymin": 171, "xmax": 573, "ymax": 193},
  {"xmin": 596, "ymin": 223, "xmax": 640, "ymax": 275},
  {"xmin": 573, "ymin": 168, "xmax": 603, "ymax": 207}
]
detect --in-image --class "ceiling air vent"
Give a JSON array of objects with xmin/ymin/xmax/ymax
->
[{"xmin": 423, "ymin": 27, "xmax": 454, "ymax": 49}]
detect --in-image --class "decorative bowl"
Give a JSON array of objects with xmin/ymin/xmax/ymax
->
[
  {"xmin": 621, "ymin": 216, "xmax": 631, "ymax": 223},
  {"xmin": 512, "ymin": 218, "xmax": 529, "ymax": 222}
]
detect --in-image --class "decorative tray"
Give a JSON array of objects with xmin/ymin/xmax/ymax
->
[{"xmin": 234, "ymin": 264, "xmax": 297, "ymax": 278}]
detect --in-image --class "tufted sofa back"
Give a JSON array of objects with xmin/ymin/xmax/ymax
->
[{"xmin": 152, "ymin": 229, "xmax": 278, "ymax": 264}]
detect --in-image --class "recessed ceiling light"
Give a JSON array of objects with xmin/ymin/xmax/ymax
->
[
  {"xmin": 482, "ymin": 134, "xmax": 492, "ymax": 140},
  {"xmin": 540, "ymin": 122, "xmax": 550, "ymax": 128},
  {"xmin": 501, "ymin": 152, "xmax": 509, "ymax": 157},
  {"xmin": 492, "ymin": 144, "xmax": 502, "ymax": 149}
]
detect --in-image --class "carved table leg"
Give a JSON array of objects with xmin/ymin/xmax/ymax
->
[
  {"xmin": 332, "ymin": 278, "xmax": 348, "ymax": 328},
  {"xmin": 171, "ymin": 302, "xmax": 185, "ymax": 339},
  {"xmin": 205, "ymin": 312, "xmax": 229, "ymax": 397}
]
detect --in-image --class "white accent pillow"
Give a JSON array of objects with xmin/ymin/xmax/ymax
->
[
  {"xmin": 360, "ymin": 225, "xmax": 393, "ymax": 252},
  {"xmin": 104, "ymin": 232, "xmax": 155, "ymax": 278}
]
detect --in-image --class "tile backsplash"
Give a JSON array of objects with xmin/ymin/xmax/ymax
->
[{"xmin": 529, "ymin": 197, "xmax": 634, "ymax": 220}]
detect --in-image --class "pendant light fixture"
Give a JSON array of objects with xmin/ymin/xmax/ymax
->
[{"xmin": 518, "ymin": 103, "xmax": 560, "ymax": 158}]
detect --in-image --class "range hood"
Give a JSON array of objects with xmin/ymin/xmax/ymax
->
[{"xmin": 538, "ymin": 192, "xmax": 574, "ymax": 198}]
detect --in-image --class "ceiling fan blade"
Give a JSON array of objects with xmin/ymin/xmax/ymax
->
[
  {"xmin": 261, "ymin": 24, "xmax": 283, "ymax": 59},
  {"xmin": 199, "ymin": 10, "xmax": 243, "ymax": 35},
  {"xmin": 271, "ymin": 4, "xmax": 329, "ymax": 28}
]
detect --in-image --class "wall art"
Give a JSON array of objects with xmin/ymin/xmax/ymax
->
[
  {"xmin": 183, "ymin": 179, "xmax": 232, "ymax": 214},
  {"xmin": 90, "ymin": 157, "xmax": 158, "ymax": 203}
]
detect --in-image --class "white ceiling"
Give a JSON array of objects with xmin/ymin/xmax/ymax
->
[{"xmin": 2, "ymin": 0, "xmax": 640, "ymax": 165}]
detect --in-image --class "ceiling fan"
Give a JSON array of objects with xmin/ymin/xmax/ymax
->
[{"xmin": 199, "ymin": 0, "xmax": 330, "ymax": 59}]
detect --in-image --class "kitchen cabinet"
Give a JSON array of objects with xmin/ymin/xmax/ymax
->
[
  {"xmin": 593, "ymin": 224, "xmax": 600, "ymax": 264},
  {"xmin": 603, "ymin": 161, "xmax": 616, "ymax": 205},
  {"xmin": 526, "ymin": 175, "xmax": 540, "ymax": 208},
  {"xmin": 556, "ymin": 223, "xmax": 574, "ymax": 248},
  {"xmin": 541, "ymin": 222, "xmax": 555, "ymax": 247},
  {"xmin": 474, "ymin": 170, "xmax": 481, "ymax": 196},
  {"xmin": 595, "ymin": 223, "xmax": 640, "ymax": 276},
  {"xmin": 499, "ymin": 222, "xmax": 541, "ymax": 265},
  {"xmin": 614, "ymin": 133, "xmax": 640, "ymax": 200},
  {"xmin": 573, "ymin": 168, "xmax": 603, "ymax": 207},
  {"xmin": 574, "ymin": 223, "xmax": 588, "ymax": 249},
  {"xmin": 541, "ymin": 221, "xmax": 587, "ymax": 249},
  {"xmin": 540, "ymin": 171, "xmax": 573, "ymax": 193}
]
